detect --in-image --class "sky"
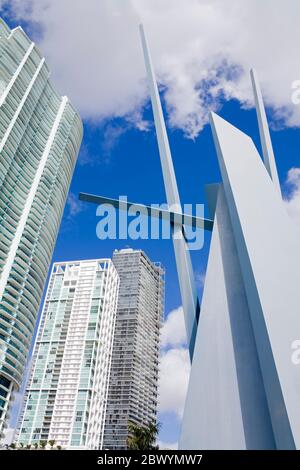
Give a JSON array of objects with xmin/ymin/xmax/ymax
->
[{"xmin": 0, "ymin": 0, "xmax": 300, "ymax": 448}]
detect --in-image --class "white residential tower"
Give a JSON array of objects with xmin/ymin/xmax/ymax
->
[
  {"xmin": 0, "ymin": 18, "xmax": 83, "ymax": 435},
  {"xmin": 17, "ymin": 259, "xmax": 119, "ymax": 449}
]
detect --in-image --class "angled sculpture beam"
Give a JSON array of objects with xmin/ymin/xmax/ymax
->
[
  {"xmin": 139, "ymin": 24, "xmax": 200, "ymax": 359},
  {"xmin": 79, "ymin": 192, "xmax": 214, "ymax": 231},
  {"xmin": 139, "ymin": 24, "xmax": 181, "ymax": 209},
  {"xmin": 250, "ymin": 68, "xmax": 281, "ymax": 195}
]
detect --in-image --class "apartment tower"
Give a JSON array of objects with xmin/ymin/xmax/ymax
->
[
  {"xmin": 103, "ymin": 248, "xmax": 164, "ymax": 449},
  {"xmin": 17, "ymin": 259, "xmax": 119, "ymax": 449},
  {"xmin": 0, "ymin": 19, "xmax": 83, "ymax": 434}
]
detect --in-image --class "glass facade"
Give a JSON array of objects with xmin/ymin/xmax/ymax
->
[
  {"xmin": 0, "ymin": 18, "xmax": 83, "ymax": 435},
  {"xmin": 103, "ymin": 249, "xmax": 164, "ymax": 449},
  {"xmin": 17, "ymin": 259, "xmax": 119, "ymax": 449}
]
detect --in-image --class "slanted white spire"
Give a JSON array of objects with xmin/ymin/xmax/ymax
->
[
  {"xmin": 250, "ymin": 68, "xmax": 281, "ymax": 195},
  {"xmin": 139, "ymin": 24, "xmax": 199, "ymax": 360},
  {"xmin": 139, "ymin": 24, "xmax": 181, "ymax": 209}
]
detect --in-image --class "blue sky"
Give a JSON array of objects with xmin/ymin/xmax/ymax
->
[{"xmin": 1, "ymin": 1, "xmax": 300, "ymax": 448}]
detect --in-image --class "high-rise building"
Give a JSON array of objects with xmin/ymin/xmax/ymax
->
[
  {"xmin": 103, "ymin": 248, "xmax": 164, "ymax": 450},
  {"xmin": 0, "ymin": 18, "xmax": 82, "ymax": 434},
  {"xmin": 17, "ymin": 259, "xmax": 119, "ymax": 449}
]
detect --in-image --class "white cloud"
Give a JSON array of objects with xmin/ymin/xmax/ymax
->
[
  {"xmin": 161, "ymin": 306, "xmax": 187, "ymax": 348},
  {"xmin": 284, "ymin": 167, "xmax": 300, "ymax": 232},
  {"xmin": 3, "ymin": 0, "xmax": 300, "ymax": 138},
  {"xmin": 159, "ymin": 347, "xmax": 190, "ymax": 418},
  {"xmin": 286, "ymin": 167, "xmax": 300, "ymax": 186},
  {"xmin": 159, "ymin": 308, "xmax": 190, "ymax": 419},
  {"xmin": 157, "ymin": 440, "xmax": 178, "ymax": 450}
]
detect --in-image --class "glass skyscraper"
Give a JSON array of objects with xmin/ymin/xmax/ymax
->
[
  {"xmin": 0, "ymin": 18, "xmax": 83, "ymax": 435},
  {"xmin": 17, "ymin": 259, "xmax": 119, "ymax": 449},
  {"xmin": 103, "ymin": 249, "xmax": 164, "ymax": 449}
]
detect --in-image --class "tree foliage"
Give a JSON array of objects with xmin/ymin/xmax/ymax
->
[{"xmin": 127, "ymin": 422, "xmax": 160, "ymax": 450}]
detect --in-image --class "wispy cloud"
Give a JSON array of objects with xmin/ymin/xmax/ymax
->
[
  {"xmin": 101, "ymin": 123, "xmax": 127, "ymax": 161},
  {"xmin": 66, "ymin": 192, "xmax": 85, "ymax": 219},
  {"xmin": 126, "ymin": 109, "xmax": 151, "ymax": 132},
  {"xmin": 77, "ymin": 144, "xmax": 96, "ymax": 167},
  {"xmin": 101, "ymin": 113, "xmax": 150, "ymax": 162}
]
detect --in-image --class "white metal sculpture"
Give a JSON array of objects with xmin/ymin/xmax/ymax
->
[{"xmin": 80, "ymin": 26, "xmax": 300, "ymax": 449}]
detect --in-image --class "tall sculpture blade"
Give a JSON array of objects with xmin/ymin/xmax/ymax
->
[
  {"xmin": 210, "ymin": 112, "xmax": 300, "ymax": 449},
  {"xmin": 250, "ymin": 68, "xmax": 281, "ymax": 195},
  {"xmin": 139, "ymin": 24, "xmax": 199, "ymax": 359},
  {"xmin": 180, "ymin": 185, "xmax": 275, "ymax": 450}
]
